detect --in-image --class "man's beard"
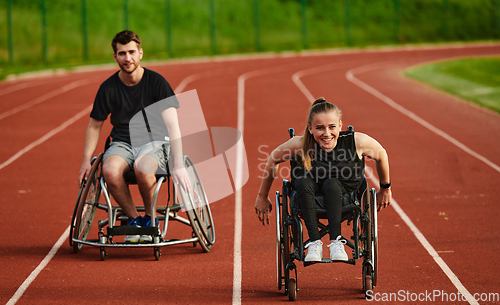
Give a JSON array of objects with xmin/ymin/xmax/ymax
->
[{"xmin": 119, "ymin": 61, "xmax": 138, "ymax": 74}]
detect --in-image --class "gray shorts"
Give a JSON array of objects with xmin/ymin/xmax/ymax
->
[{"xmin": 103, "ymin": 141, "xmax": 170, "ymax": 173}]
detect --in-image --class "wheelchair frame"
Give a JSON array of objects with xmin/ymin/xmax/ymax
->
[
  {"xmin": 275, "ymin": 127, "xmax": 378, "ymax": 301},
  {"xmin": 70, "ymin": 153, "xmax": 215, "ymax": 261}
]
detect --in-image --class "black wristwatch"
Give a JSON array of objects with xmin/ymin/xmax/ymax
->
[{"xmin": 380, "ymin": 181, "xmax": 391, "ymax": 189}]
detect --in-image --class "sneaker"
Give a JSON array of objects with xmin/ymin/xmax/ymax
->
[
  {"xmin": 305, "ymin": 240, "xmax": 323, "ymax": 262},
  {"xmin": 139, "ymin": 215, "xmax": 159, "ymax": 243},
  {"xmin": 143, "ymin": 214, "xmax": 159, "ymax": 227},
  {"xmin": 327, "ymin": 236, "xmax": 348, "ymax": 262},
  {"xmin": 124, "ymin": 216, "xmax": 142, "ymax": 243}
]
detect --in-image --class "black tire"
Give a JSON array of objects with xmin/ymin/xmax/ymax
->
[
  {"xmin": 73, "ymin": 154, "xmax": 102, "ymax": 253},
  {"xmin": 276, "ymin": 199, "xmax": 284, "ymax": 291},
  {"xmin": 288, "ymin": 278, "xmax": 297, "ymax": 301},
  {"xmin": 370, "ymin": 188, "xmax": 379, "ymax": 287},
  {"xmin": 154, "ymin": 248, "xmax": 161, "ymax": 261},
  {"xmin": 100, "ymin": 248, "xmax": 107, "ymax": 261},
  {"xmin": 361, "ymin": 187, "xmax": 372, "ymax": 291},
  {"xmin": 180, "ymin": 156, "xmax": 215, "ymax": 252},
  {"xmin": 69, "ymin": 181, "xmax": 85, "ymax": 247},
  {"xmin": 282, "ymin": 201, "xmax": 290, "ymax": 294}
]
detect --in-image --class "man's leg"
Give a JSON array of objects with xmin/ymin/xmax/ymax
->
[
  {"xmin": 134, "ymin": 154, "xmax": 158, "ymax": 216},
  {"xmin": 102, "ymin": 155, "xmax": 138, "ymax": 218}
]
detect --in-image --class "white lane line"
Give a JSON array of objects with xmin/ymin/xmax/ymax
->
[
  {"xmin": 293, "ymin": 63, "xmax": 480, "ymax": 305},
  {"xmin": 292, "ymin": 63, "xmax": 348, "ymax": 102},
  {"xmin": 346, "ymin": 62, "xmax": 500, "ymax": 174},
  {"xmin": 0, "ymin": 82, "xmax": 32, "ymax": 97},
  {"xmin": 7, "ymin": 226, "xmax": 70, "ymax": 305},
  {"xmin": 0, "ymin": 78, "xmax": 93, "ymax": 121},
  {"xmin": 0, "ymin": 104, "xmax": 93, "ymax": 171},
  {"xmin": 174, "ymin": 68, "xmax": 233, "ymax": 93},
  {"xmin": 365, "ymin": 169, "xmax": 479, "ymax": 305},
  {"xmin": 233, "ymin": 65, "xmax": 296, "ymax": 305}
]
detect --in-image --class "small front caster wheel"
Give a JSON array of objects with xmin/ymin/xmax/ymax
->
[
  {"xmin": 100, "ymin": 248, "xmax": 107, "ymax": 261},
  {"xmin": 154, "ymin": 248, "xmax": 161, "ymax": 261},
  {"xmin": 288, "ymin": 278, "xmax": 297, "ymax": 301}
]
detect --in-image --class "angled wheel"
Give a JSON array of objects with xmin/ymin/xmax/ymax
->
[
  {"xmin": 281, "ymin": 191, "xmax": 291, "ymax": 294},
  {"xmin": 69, "ymin": 179, "xmax": 86, "ymax": 247},
  {"xmin": 72, "ymin": 154, "xmax": 102, "ymax": 253},
  {"xmin": 180, "ymin": 156, "xmax": 215, "ymax": 252},
  {"xmin": 370, "ymin": 188, "xmax": 379, "ymax": 287},
  {"xmin": 276, "ymin": 191, "xmax": 284, "ymax": 291},
  {"xmin": 361, "ymin": 187, "xmax": 373, "ymax": 292}
]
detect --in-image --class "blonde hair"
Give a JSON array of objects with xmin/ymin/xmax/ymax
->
[{"xmin": 301, "ymin": 97, "xmax": 342, "ymax": 171}]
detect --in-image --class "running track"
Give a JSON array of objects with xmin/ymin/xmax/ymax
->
[{"xmin": 1, "ymin": 43, "xmax": 499, "ymax": 304}]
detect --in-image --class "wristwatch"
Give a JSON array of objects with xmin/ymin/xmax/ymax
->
[{"xmin": 380, "ymin": 181, "xmax": 391, "ymax": 189}]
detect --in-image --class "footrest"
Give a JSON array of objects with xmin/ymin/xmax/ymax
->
[
  {"xmin": 107, "ymin": 225, "xmax": 159, "ymax": 236},
  {"xmin": 304, "ymin": 258, "xmax": 355, "ymax": 267}
]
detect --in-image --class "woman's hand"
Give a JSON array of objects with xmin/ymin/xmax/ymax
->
[
  {"xmin": 376, "ymin": 188, "xmax": 392, "ymax": 211},
  {"xmin": 255, "ymin": 194, "xmax": 272, "ymax": 226}
]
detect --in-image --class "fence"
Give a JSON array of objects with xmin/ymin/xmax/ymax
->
[{"xmin": 1, "ymin": 0, "xmax": 499, "ymax": 68}]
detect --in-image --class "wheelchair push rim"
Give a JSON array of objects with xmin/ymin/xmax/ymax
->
[
  {"xmin": 72, "ymin": 154, "xmax": 102, "ymax": 253},
  {"xmin": 178, "ymin": 156, "xmax": 215, "ymax": 252}
]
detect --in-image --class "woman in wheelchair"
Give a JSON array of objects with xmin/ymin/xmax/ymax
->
[{"xmin": 255, "ymin": 97, "xmax": 392, "ymax": 262}]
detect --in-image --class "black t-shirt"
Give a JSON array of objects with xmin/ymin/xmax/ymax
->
[
  {"xmin": 90, "ymin": 68, "xmax": 178, "ymax": 144},
  {"xmin": 309, "ymin": 131, "xmax": 365, "ymax": 192}
]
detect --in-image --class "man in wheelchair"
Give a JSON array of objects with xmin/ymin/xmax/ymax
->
[
  {"xmin": 255, "ymin": 97, "xmax": 391, "ymax": 262},
  {"xmin": 77, "ymin": 30, "xmax": 190, "ymax": 243}
]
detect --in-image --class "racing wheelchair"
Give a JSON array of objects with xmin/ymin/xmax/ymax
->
[
  {"xmin": 275, "ymin": 126, "xmax": 378, "ymax": 301},
  {"xmin": 69, "ymin": 143, "xmax": 215, "ymax": 261}
]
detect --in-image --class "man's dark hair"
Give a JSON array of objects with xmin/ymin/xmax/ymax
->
[{"xmin": 112, "ymin": 30, "xmax": 141, "ymax": 53}]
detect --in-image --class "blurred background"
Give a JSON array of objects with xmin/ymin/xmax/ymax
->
[{"xmin": 1, "ymin": 0, "xmax": 499, "ymax": 79}]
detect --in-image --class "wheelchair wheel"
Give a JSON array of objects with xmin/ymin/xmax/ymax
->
[
  {"xmin": 72, "ymin": 154, "xmax": 102, "ymax": 253},
  {"xmin": 69, "ymin": 180, "xmax": 86, "ymax": 247},
  {"xmin": 181, "ymin": 156, "xmax": 215, "ymax": 252},
  {"xmin": 276, "ymin": 192, "xmax": 284, "ymax": 291},
  {"xmin": 361, "ymin": 187, "xmax": 374, "ymax": 292},
  {"xmin": 370, "ymin": 188, "xmax": 379, "ymax": 287},
  {"xmin": 282, "ymin": 205, "xmax": 296, "ymax": 295},
  {"xmin": 288, "ymin": 278, "xmax": 297, "ymax": 301}
]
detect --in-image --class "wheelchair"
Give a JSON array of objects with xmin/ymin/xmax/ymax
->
[
  {"xmin": 275, "ymin": 126, "xmax": 378, "ymax": 301},
  {"xmin": 69, "ymin": 142, "xmax": 215, "ymax": 261}
]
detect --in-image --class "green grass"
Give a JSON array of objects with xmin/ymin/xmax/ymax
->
[
  {"xmin": 0, "ymin": 0, "xmax": 499, "ymax": 80},
  {"xmin": 405, "ymin": 57, "xmax": 500, "ymax": 114}
]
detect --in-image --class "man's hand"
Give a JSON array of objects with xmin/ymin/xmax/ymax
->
[
  {"xmin": 173, "ymin": 166, "xmax": 191, "ymax": 193},
  {"xmin": 376, "ymin": 188, "xmax": 392, "ymax": 211},
  {"xmin": 78, "ymin": 161, "xmax": 92, "ymax": 187},
  {"xmin": 255, "ymin": 194, "xmax": 272, "ymax": 226}
]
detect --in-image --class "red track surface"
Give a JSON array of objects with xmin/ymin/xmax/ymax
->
[{"xmin": 1, "ymin": 43, "xmax": 499, "ymax": 304}]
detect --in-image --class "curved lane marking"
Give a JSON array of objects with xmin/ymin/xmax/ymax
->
[{"xmin": 346, "ymin": 62, "xmax": 500, "ymax": 174}]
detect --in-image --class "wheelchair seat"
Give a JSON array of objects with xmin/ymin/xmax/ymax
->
[
  {"xmin": 288, "ymin": 179, "xmax": 365, "ymax": 219},
  {"xmin": 123, "ymin": 169, "xmax": 169, "ymax": 185}
]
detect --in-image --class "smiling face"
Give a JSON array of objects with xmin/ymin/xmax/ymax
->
[
  {"xmin": 113, "ymin": 41, "xmax": 143, "ymax": 74},
  {"xmin": 307, "ymin": 110, "xmax": 342, "ymax": 152}
]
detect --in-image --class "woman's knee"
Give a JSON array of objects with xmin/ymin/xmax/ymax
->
[{"xmin": 294, "ymin": 176, "xmax": 316, "ymax": 195}]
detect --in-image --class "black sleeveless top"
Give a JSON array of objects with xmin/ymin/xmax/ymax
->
[{"xmin": 309, "ymin": 130, "xmax": 365, "ymax": 192}]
